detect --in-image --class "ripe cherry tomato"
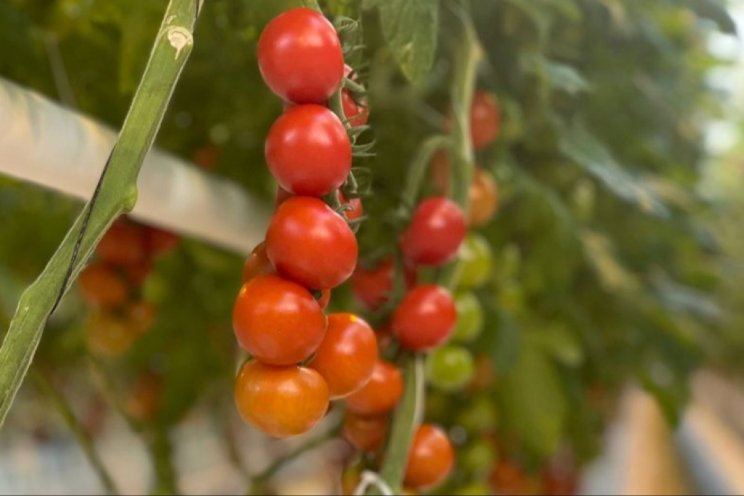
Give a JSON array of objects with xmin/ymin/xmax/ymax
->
[
  {"xmin": 426, "ymin": 345, "xmax": 475, "ymax": 391},
  {"xmin": 456, "ymin": 234, "xmax": 493, "ymax": 289},
  {"xmin": 392, "ymin": 285, "xmax": 457, "ymax": 351},
  {"xmin": 97, "ymin": 218, "xmax": 146, "ymax": 265},
  {"xmin": 339, "ymin": 192, "xmax": 363, "ymax": 221},
  {"xmin": 468, "ymin": 168, "xmax": 499, "ymax": 227},
  {"xmin": 266, "ymin": 196, "xmax": 358, "ymax": 290},
  {"xmin": 243, "ymin": 241, "xmax": 274, "ymax": 282},
  {"xmin": 309, "ymin": 313, "xmax": 378, "ymax": 399},
  {"xmin": 351, "ymin": 259, "xmax": 393, "ymax": 310},
  {"xmin": 144, "ymin": 226, "xmax": 180, "ymax": 256},
  {"xmin": 342, "ymin": 65, "xmax": 369, "ymax": 127},
  {"xmin": 233, "ymin": 274, "xmax": 327, "ymax": 365},
  {"xmin": 79, "ymin": 262, "xmax": 129, "ymax": 309},
  {"xmin": 123, "ymin": 259, "xmax": 152, "ymax": 287},
  {"xmin": 234, "ymin": 360, "xmax": 329, "ymax": 438},
  {"xmin": 343, "ymin": 412, "xmax": 389, "ymax": 452},
  {"xmin": 470, "ymin": 91, "xmax": 501, "ymax": 150},
  {"xmin": 404, "ymin": 424, "xmax": 454, "ymax": 490},
  {"xmin": 127, "ymin": 300, "xmax": 157, "ymax": 335},
  {"xmin": 258, "ymin": 8, "xmax": 344, "ymax": 104},
  {"xmin": 400, "ymin": 197, "xmax": 466, "ymax": 267},
  {"xmin": 451, "ymin": 292, "xmax": 484, "ymax": 343},
  {"xmin": 345, "ymin": 360, "xmax": 403, "ymax": 416},
  {"xmin": 86, "ymin": 311, "xmax": 138, "ymax": 357},
  {"xmin": 266, "ymin": 105, "xmax": 351, "ymax": 197}
]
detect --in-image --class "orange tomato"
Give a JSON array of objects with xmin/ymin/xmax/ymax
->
[
  {"xmin": 343, "ymin": 412, "xmax": 389, "ymax": 452},
  {"xmin": 79, "ymin": 262, "xmax": 129, "ymax": 309},
  {"xmin": 404, "ymin": 424, "xmax": 454, "ymax": 490},
  {"xmin": 345, "ymin": 360, "xmax": 403, "ymax": 416}
]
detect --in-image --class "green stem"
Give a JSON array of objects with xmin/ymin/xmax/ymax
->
[
  {"xmin": 247, "ymin": 421, "xmax": 341, "ymax": 495},
  {"xmin": 32, "ymin": 369, "xmax": 119, "ymax": 495},
  {"xmin": 0, "ymin": 0, "xmax": 200, "ymax": 428},
  {"xmin": 400, "ymin": 134, "xmax": 453, "ymax": 209},
  {"xmin": 149, "ymin": 428, "xmax": 179, "ymax": 495},
  {"xmin": 377, "ymin": 355, "xmax": 425, "ymax": 494}
]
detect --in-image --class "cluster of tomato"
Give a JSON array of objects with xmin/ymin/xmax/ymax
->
[
  {"xmin": 78, "ymin": 217, "xmax": 178, "ymax": 357},
  {"xmin": 232, "ymin": 7, "xmax": 380, "ymax": 440}
]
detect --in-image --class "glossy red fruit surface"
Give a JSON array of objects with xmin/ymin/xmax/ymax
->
[
  {"xmin": 392, "ymin": 285, "xmax": 457, "ymax": 351},
  {"xmin": 400, "ymin": 197, "xmax": 466, "ymax": 267}
]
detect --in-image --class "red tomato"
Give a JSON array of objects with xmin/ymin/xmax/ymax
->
[
  {"xmin": 351, "ymin": 259, "xmax": 394, "ymax": 310},
  {"xmin": 144, "ymin": 226, "xmax": 180, "ymax": 256},
  {"xmin": 309, "ymin": 313, "xmax": 378, "ymax": 399},
  {"xmin": 343, "ymin": 412, "xmax": 389, "ymax": 452},
  {"xmin": 233, "ymin": 274, "xmax": 327, "ymax": 365},
  {"xmin": 123, "ymin": 259, "xmax": 152, "ymax": 287},
  {"xmin": 79, "ymin": 262, "xmax": 129, "ymax": 309},
  {"xmin": 400, "ymin": 197, "xmax": 466, "ymax": 267},
  {"xmin": 470, "ymin": 91, "xmax": 501, "ymax": 150},
  {"xmin": 234, "ymin": 360, "xmax": 329, "ymax": 438},
  {"xmin": 97, "ymin": 218, "xmax": 146, "ymax": 266},
  {"xmin": 340, "ymin": 192, "xmax": 363, "ymax": 221},
  {"xmin": 266, "ymin": 196, "xmax": 358, "ymax": 290},
  {"xmin": 266, "ymin": 105, "xmax": 351, "ymax": 197},
  {"xmin": 242, "ymin": 241, "xmax": 274, "ymax": 282},
  {"xmin": 258, "ymin": 8, "xmax": 344, "ymax": 104},
  {"xmin": 345, "ymin": 360, "xmax": 403, "ymax": 416},
  {"xmin": 342, "ymin": 65, "xmax": 369, "ymax": 127},
  {"xmin": 392, "ymin": 285, "xmax": 457, "ymax": 351},
  {"xmin": 404, "ymin": 424, "xmax": 454, "ymax": 490}
]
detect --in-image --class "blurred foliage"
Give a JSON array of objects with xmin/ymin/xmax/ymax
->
[{"xmin": 0, "ymin": 0, "xmax": 740, "ymax": 493}]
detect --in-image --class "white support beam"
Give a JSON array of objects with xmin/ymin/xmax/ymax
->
[{"xmin": 0, "ymin": 76, "xmax": 268, "ymax": 255}]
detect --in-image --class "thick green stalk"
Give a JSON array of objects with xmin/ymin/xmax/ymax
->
[
  {"xmin": 0, "ymin": 0, "xmax": 201, "ymax": 427},
  {"xmin": 32, "ymin": 370, "xmax": 119, "ymax": 495}
]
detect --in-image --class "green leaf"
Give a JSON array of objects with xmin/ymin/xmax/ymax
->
[
  {"xmin": 580, "ymin": 229, "xmax": 641, "ymax": 293},
  {"xmin": 521, "ymin": 53, "xmax": 589, "ymax": 95},
  {"xmin": 499, "ymin": 344, "xmax": 567, "ymax": 457},
  {"xmin": 362, "ymin": 0, "xmax": 438, "ymax": 87},
  {"xmin": 528, "ymin": 324, "xmax": 584, "ymax": 368},
  {"xmin": 682, "ymin": 0, "xmax": 737, "ymax": 34},
  {"xmin": 559, "ymin": 123, "xmax": 669, "ymax": 217}
]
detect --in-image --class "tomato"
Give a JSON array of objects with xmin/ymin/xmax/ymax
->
[
  {"xmin": 79, "ymin": 262, "xmax": 129, "ymax": 309},
  {"xmin": 310, "ymin": 313, "xmax": 378, "ymax": 399},
  {"xmin": 426, "ymin": 345, "xmax": 475, "ymax": 391},
  {"xmin": 468, "ymin": 168, "xmax": 499, "ymax": 227},
  {"xmin": 460, "ymin": 438, "xmax": 497, "ymax": 476},
  {"xmin": 86, "ymin": 311, "xmax": 138, "ymax": 357},
  {"xmin": 400, "ymin": 197, "xmax": 466, "ymax": 267},
  {"xmin": 266, "ymin": 105, "xmax": 351, "ymax": 197},
  {"xmin": 97, "ymin": 218, "xmax": 146, "ymax": 265},
  {"xmin": 258, "ymin": 8, "xmax": 344, "ymax": 104},
  {"xmin": 243, "ymin": 241, "xmax": 274, "ymax": 282},
  {"xmin": 233, "ymin": 274, "xmax": 327, "ymax": 365},
  {"xmin": 430, "ymin": 149, "xmax": 451, "ymax": 194},
  {"xmin": 351, "ymin": 259, "xmax": 393, "ymax": 309},
  {"xmin": 192, "ymin": 143, "xmax": 219, "ymax": 170},
  {"xmin": 342, "ymin": 65, "xmax": 369, "ymax": 127},
  {"xmin": 457, "ymin": 395, "xmax": 498, "ymax": 433},
  {"xmin": 127, "ymin": 300, "xmax": 156, "ymax": 334},
  {"xmin": 266, "ymin": 196, "xmax": 358, "ymax": 290},
  {"xmin": 144, "ymin": 226, "xmax": 180, "ymax": 256},
  {"xmin": 404, "ymin": 424, "xmax": 454, "ymax": 490},
  {"xmin": 451, "ymin": 292, "xmax": 484, "ymax": 342},
  {"xmin": 456, "ymin": 234, "xmax": 493, "ymax": 289},
  {"xmin": 345, "ymin": 360, "xmax": 403, "ymax": 416},
  {"xmin": 234, "ymin": 360, "xmax": 329, "ymax": 438},
  {"xmin": 342, "ymin": 412, "xmax": 389, "ymax": 452},
  {"xmin": 123, "ymin": 259, "xmax": 152, "ymax": 287},
  {"xmin": 126, "ymin": 373, "xmax": 161, "ymax": 422},
  {"xmin": 392, "ymin": 285, "xmax": 457, "ymax": 351},
  {"xmin": 489, "ymin": 460, "xmax": 535, "ymax": 495},
  {"xmin": 340, "ymin": 192, "xmax": 363, "ymax": 221},
  {"xmin": 470, "ymin": 91, "xmax": 501, "ymax": 150}
]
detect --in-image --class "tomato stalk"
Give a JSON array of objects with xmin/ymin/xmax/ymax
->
[{"xmin": 0, "ymin": 0, "xmax": 201, "ymax": 428}]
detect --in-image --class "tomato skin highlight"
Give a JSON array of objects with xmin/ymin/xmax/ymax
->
[
  {"xmin": 234, "ymin": 360, "xmax": 329, "ymax": 438},
  {"xmin": 343, "ymin": 412, "xmax": 389, "ymax": 452},
  {"xmin": 404, "ymin": 424, "xmax": 455, "ymax": 490},
  {"xmin": 266, "ymin": 105, "xmax": 351, "ymax": 197},
  {"xmin": 400, "ymin": 197, "xmax": 466, "ymax": 267},
  {"xmin": 233, "ymin": 274, "xmax": 327, "ymax": 366},
  {"xmin": 266, "ymin": 196, "xmax": 358, "ymax": 290},
  {"xmin": 345, "ymin": 360, "xmax": 403, "ymax": 416},
  {"xmin": 470, "ymin": 91, "xmax": 501, "ymax": 150},
  {"xmin": 257, "ymin": 8, "xmax": 344, "ymax": 104},
  {"xmin": 309, "ymin": 313, "xmax": 378, "ymax": 399},
  {"xmin": 392, "ymin": 285, "xmax": 457, "ymax": 351}
]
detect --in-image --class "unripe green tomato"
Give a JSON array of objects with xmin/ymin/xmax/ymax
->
[
  {"xmin": 456, "ymin": 234, "xmax": 493, "ymax": 289},
  {"xmin": 452, "ymin": 292, "xmax": 484, "ymax": 343},
  {"xmin": 457, "ymin": 395, "xmax": 499, "ymax": 433},
  {"xmin": 461, "ymin": 438, "xmax": 498, "ymax": 476},
  {"xmin": 426, "ymin": 345, "xmax": 475, "ymax": 391}
]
